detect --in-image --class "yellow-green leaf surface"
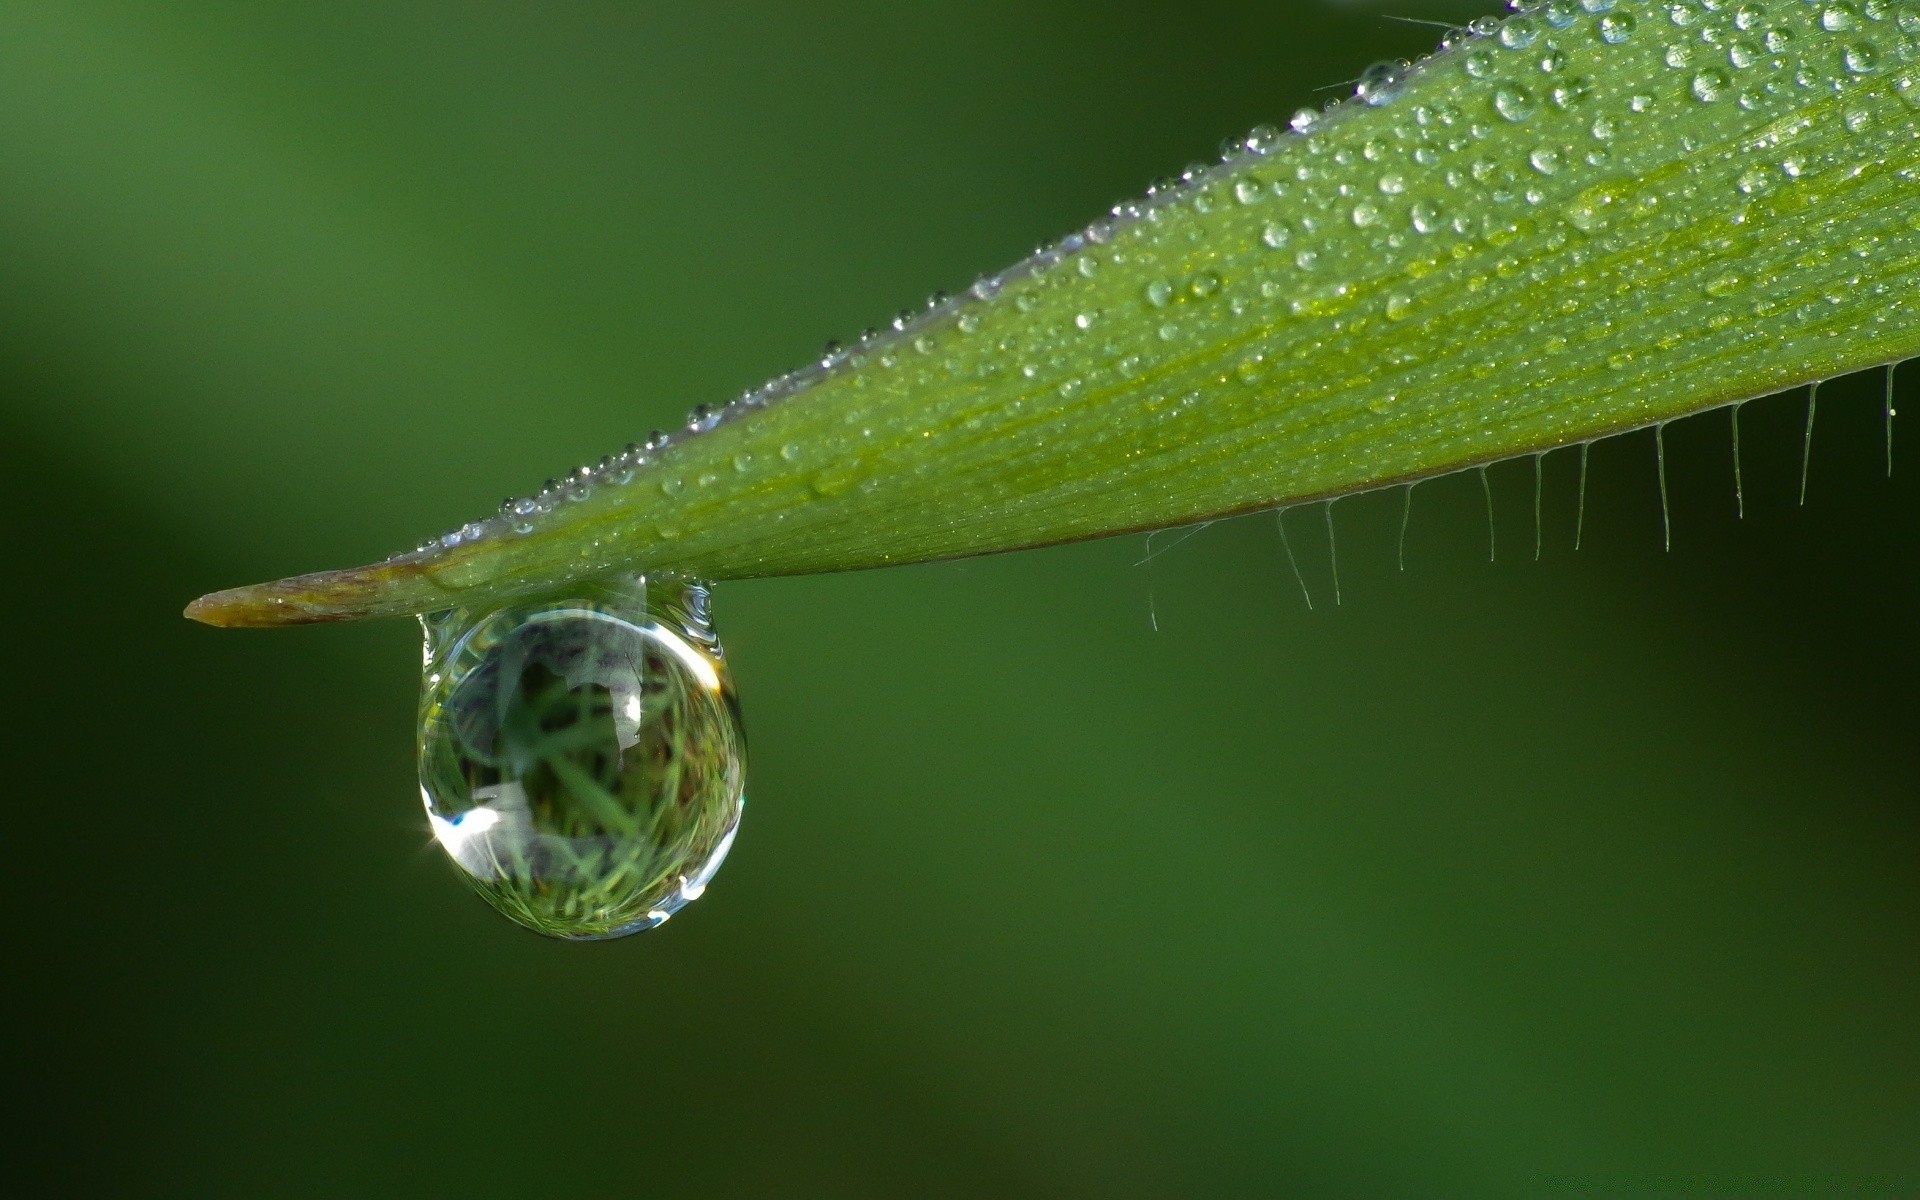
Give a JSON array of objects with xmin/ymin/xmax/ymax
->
[{"xmin": 188, "ymin": 0, "xmax": 1920, "ymax": 626}]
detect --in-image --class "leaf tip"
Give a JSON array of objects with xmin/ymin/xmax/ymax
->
[{"xmin": 183, "ymin": 559, "xmax": 437, "ymax": 627}]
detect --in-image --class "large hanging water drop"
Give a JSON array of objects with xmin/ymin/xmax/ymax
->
[{"xmin": 418, "ymin": 576, "xmax": 744, "ymax": 940}]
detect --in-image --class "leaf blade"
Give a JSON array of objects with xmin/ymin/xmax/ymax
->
[{"xmin": 190, "ymin": 0, "xmax": 1920, "ymax": 626}]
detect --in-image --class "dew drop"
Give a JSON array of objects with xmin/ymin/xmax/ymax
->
[
  {"xmin": 1244, "ymin": 123, "xmax": 1284, "ymax": 154},
  {"xmin": 1500, "ymin": 17, "xmax": 1541, "ymax": 48},
  {"xmin": 1842, "ymin": 41, "xmax": 1879, "ymax": 72},
  {"xmin": 1356, "ymin": 60, "xmax": 1407, "ymax": 105},
  {"xmin": 1261, "ymin": 221, "xmax": 1292, "ymax": 249},
  {"xmin": 419, "ymin": 578, "xmax": 744, "ymax": 940},
  {"xmin": 1493, "ymin": 84, "xmax": 1538, "ymax": 121},
  {"xmin": 1692, "ymin": 69, "xmax": 1732, "ymax": 101},
  {"xmin": 1599, "ymin": 11, "xmax": 1636, "ymax": 41}
]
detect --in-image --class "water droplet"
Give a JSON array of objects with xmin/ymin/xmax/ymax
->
[
  {"xmin": 1529, "ymin": 146, "xmax": 1563, "ymax": 174},
  {"xmin": 1188, "ymin": 272, "xmax": 1223, "ymax": 299},
  {"xmin": 1692, "ymin": 69, "xmax": 1732, "ymax": 101},
  {"xmin": 1384, "ymin": 293, "xmax": 1413, "ymax": 320},
  {"xmin": 1075, "ymin": 310, "xmax": 1100, "ymax": 329},
  {"xmin": 1820, "ymin": 3, "xmax": 1860, "ymax": 32},
  {"xmin": 419, "ymin": 578, "xmax": 744, "ymax": 940},
  {"xmin": 1351, "ymin": 201, "xmax": 1382, "ymax": 227},
  {"xmin": 1289, "ymin": 107, "xmax": 1319, "ymax": 132},
  {"xmin": 1465, "ymin": 51, "xmax": 1496, "ymax": 78},
  {"xmin": 1356, "ymin": 60, "xmax": 1406, "ymax": 105},
  {"xmin": 1233, "ymin": 178, "xmax": 1266, "ymax": 204},
  {"xmin": 1146, "ymin": 279, "xmax": 1175, "ymax": 307},
  {"xmin": 1244, "ymin": 124, "xmax": 1284, "ymax": 154},
  {"xmin": 1410, "ymin": 200, "xmax": 1444, "ymax": 233},
  {"xmin": 1494, "ymin": 84, "xmax": 1538, "ymax": 121},
  {"xmin": 1260, "ymin": 221, "xmax": 1292, "ymax": 249},
  {"xmin": 1500, "ymin": 17, "xmax": 1541, "ymax": 48},
  {"xmin": 1595, "ymin": 11, "xmax": 1635, "ymax": 43},
  {"xmin": 1842, "ymin": 41, "xmax": 1879, "ymax": 72}
]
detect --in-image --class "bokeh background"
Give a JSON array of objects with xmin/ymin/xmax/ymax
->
[{"xmin": 5, "ymin": 2, "xmax": 1917, "ymax": 1195}]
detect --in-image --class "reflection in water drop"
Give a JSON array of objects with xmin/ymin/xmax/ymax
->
[{"xmin": 418, "ymin": 576, "xmax": 745, "ymax": 940}]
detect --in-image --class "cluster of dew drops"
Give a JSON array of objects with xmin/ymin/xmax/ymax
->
[{"xmin": 406, "ymin": 0, "xmax": 1920, "ymax": 564}]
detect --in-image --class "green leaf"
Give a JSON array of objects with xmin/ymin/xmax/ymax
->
[{"xmin": 187, "ymin": 0, "xmax": 1920, "ymax": 627}]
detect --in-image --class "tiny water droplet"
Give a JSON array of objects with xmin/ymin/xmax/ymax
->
[
  {"xmin": 1356, "ymin": 60, "xmax": 1406, "ymax": 105},
  {"xmin": 1244, "ymin": 124, "xmax": 1284, "ymax": 154},
  {"xmin": 1692, "ymin": 69, "xmax": 1732, "ymax": 101},
  {"xmin": 1598, "ymin": 11, "xmax": 1636, "ymax": 41},
  {"xmin": 419, "ymin": 578, "xmax": 744, "ymax": 940},
  {"xmin": 1261, "ymin": 221, "xmax": 1292, "ymax": 249},
  {"xmin": 1493, "ymin": 84, "xmax": 1538, "ymax": 121},
  {"xmin": 1500, "ymin": 17, "xmax": 1541, "ymax": 48}
]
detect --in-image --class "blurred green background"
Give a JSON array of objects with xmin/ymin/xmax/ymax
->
[{"xmin": 5, "ymin": 2, "xmax": 1916, "ymax": 1195}]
